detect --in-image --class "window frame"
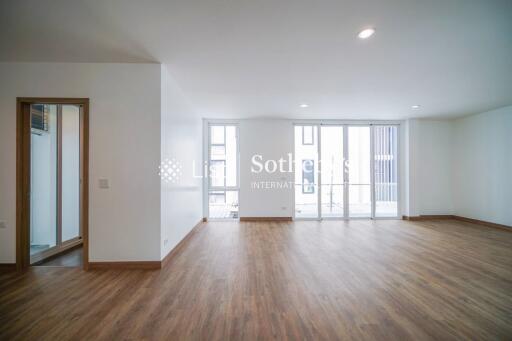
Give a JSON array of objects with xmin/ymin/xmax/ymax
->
[
  {"xmin": 302, "ymin": 125, "xmax": 314, "ymax": 145},
  {"xmin": 293, "ymin": 121, "xmax": 401, "ymax": 221},
  {"xmin": 205, "ymin": 122, "xmax": 240, "ymax": 220}
]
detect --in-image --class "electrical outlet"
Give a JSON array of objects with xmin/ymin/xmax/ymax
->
[
  {"xmin": 281, "ymin": 207, "xmax": 287, "ymax": 211},
  {"xmin": 0, "ymin": 220, "xmax": 6, "ymax": 229},
  {"xmin": 164, "ymin": 238, "xmax": 168, "ymax": 246}
]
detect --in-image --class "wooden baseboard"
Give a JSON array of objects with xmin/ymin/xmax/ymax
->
[
  {"xmin": 402, "ymin": 215, "xmax": 453, "ymax": 221},
  {"xmin": 162, "ymin": 218, "xmax": 204, "ymax": 268},
  {"xmin": 452, "ymin": 215, "xmax": 511, "ymax": 232},
  {"xmin": 0, "ymin": 263, "xmax": 16, "ymax": 272},
  {"xmin": 89, "ymin": 261, "xmax": 161, "ymax": 270},
  {"xmin": 240, "ymin": 217, "xmax": 293, "ymax": 222},
  {"xmin": 403, "ymin": 215, "xmax": 511, "ymax": 232}
]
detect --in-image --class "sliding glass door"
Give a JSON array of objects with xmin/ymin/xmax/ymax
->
[
  {"xmin": 61, "ymin": 105, "xmax": 81, "ymax": 241},
  {"xmin": 294, "ymin": 124, "xmax": 399, "ymax": 219},
  {"xmin": 30, "ymin": 104, "xmax": 58, "ymax": 257},
  {"xmin": 30, "ymin": 104, "xmax": 83, "ymax": 263}
]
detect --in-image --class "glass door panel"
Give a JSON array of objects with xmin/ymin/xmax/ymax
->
[
  {"xmin": 61, "ymin": 105, "xmax": 81, "ymax": 242},
  {"xmin": 208, "ymin": 124, "xmax": 239, "ymax": 219},
  {"xmin": 348, "ymin": 126, "xmax": 371, "ymax": 217},
  {"xmin": 294, "ymin": 125, "xmax": 319, "ymax": 218},
  {"xmin": 374, "ymin": 126, "xmax": 399, "ymax": 217},
  {"xmin": 30, "ymin": 103, "xmax": 83, "ymax": 263},
  {"xmin": 225, "ymin": 126, "xmax": 238, "ymax": 188},
  {"xmin": 208, "ymin": 190, "xmax": 239, "ymax": 219},
  {"xmin": 30, "ymin": 104, "xmax": 58, "ymax": 256},
  {"xmin": 320, "ymin": 126, "xmax": 344, "ymax": 218}
]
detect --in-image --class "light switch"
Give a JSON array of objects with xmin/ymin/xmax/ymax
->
[
  {"xmin": 98, "ymin": 178, "xmax": 110, "ymax": 189},
  {"xmin": 0, "ymin": 221, "xmax": 6, "ymax": 229}
]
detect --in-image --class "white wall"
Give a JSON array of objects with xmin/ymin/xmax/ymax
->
[
  {"xmin": 239, "ymin": 119, "xmax": 294, "ymax": 218},
  {"xmin": 0, "ymin": 62, "xmax": 162, "ymax": 263},
  {"xmin": 160, "ymin": 65, "xmax": 203, "ymax": 259},
  {"xmin": 237, "ymin": 118, "xmax": 456, "ymax": 219},
  {"xmin": 413, "ymin": 119, "xmax": 454, "ymax": 216},
  {"xmin": 452, "ymin": 106, "xmax": 512, "ymax": 226},
  {"xmin": 403, "ymin": 119, "xmax": 454, "ymax": 216},
  {"xmin": 405, "ymin": 109, "xmax": 511, "ymax": 227},
  {"xmin": 216, "ymin": 114, "xmax": 511, "ymax": 227}
]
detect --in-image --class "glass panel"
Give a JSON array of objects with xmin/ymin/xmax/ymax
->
[
  {"xmin": 209, "ymin": 190, "xmax": 239, "ymax": 219},
  {"xmin": 321, "ymin": 126, "xmax": 344, "ymax": 218},
  {"xmin": 30, "ymin": 104, "xmax": 58, "ymax": 255},
  {"xmin": 209, "ymin": 191, "xmax": 226, "ymax": 204},
  {"xmin": 349, "ymin": 184, "xmax": 371, "ymax": 217},
  {"xmin": 211, "ymin": 145, "xmax": 225, "ymax": 160},
  {"xmin": 295, "ymin": 125, "xmax": 318, "ymax": 218},
  {"xmin": 210, "ymin": 160, "xmax": 225, "ymax": 187},
  {"xmin": 61, "ymin": 105, "xmax": 81, "ymax": 242},
  {"xmin": 302, "ymin": 126, "xmax": 313, "ymax": 145},
  {"xmin": 321, "ymin": 184, "xmax": 344, "ymax": 218},
  {"xmin": 348, "ymin": 126, "xmax": 371, "ymax": 217},
  {"xmin": 225, "ymin": 126, "xmax": 237, "ymax": 187},
  {"xmin": 302, "ymin": 160, "xmax": 315, "ymax": 193},
  {"xmin": 375, "ymin": 126, "xmax": 399, "ymax": 217},
  {"xmin": 210, "ymin": 126, "xmax": 225, "ymax": 145},
  {"xmin": 208, "ymin": 124, "xmax": 239, "ymax": 219},
  {"xmin": 209, "ymin": 125, "xmax": 237, "ymax": 188}
]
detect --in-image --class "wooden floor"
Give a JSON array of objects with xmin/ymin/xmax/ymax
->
[
  {"xmin": 1, "ymin": 219, "xmax": 511, "ymax": 340},
  {"xmin": 34, "ymin": 246, "xmax": 83, "ymax": 267}
]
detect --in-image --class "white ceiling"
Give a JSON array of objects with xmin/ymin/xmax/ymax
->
[{"xmin": 1, "ymin": 0, "xmax": 511, "ymax": 119}]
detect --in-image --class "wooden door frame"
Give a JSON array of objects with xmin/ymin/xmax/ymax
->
[{"xmin": 16, "ymin": 98, "xmax": 89, "ymax": 271}]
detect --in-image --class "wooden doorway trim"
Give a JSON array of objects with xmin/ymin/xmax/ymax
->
[{"xmin": 16, "ymin": 98, "xmax": 89, "ymax": 271}]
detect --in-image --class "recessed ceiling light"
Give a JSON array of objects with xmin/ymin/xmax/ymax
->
[
  {"xmin": 300, "ymin": 104, "xmax": 309, "ymax": 108},
  {"xmin": 358, "ymin": 28, "xmax": 375, "ymax": 39},
  {"xmin": 411, "ymin": 105, "xmax": 421, "ymax": 110}
]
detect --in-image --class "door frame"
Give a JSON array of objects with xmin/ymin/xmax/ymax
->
[{"xmin": 16, "ymin": 98, "xmax": 89, "ymax": 271}]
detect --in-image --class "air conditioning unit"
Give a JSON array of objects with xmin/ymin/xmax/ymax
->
[{"xmin": 31, "ymin": 104, "xmax": 49, "ymax": 135}]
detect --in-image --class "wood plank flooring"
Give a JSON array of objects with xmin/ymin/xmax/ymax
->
[
  {"xmin": 33, "ymin": 246, "xmax": 83, "ymax": 267},
  {"xmin": 1, "ymin": 219, "xmax": 511, "ymax": 340}
]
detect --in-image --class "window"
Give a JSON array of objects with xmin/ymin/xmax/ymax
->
[
  {"xmin": 294, "ymin": 124, "xmax": 399, "ymax": 219},
  {"xmin": 295, "ymin": 125, "xmax": 319, "ymax": 218},
  {"xmin": 210, "ymin": 160, "xmax": 226, "ymax": 187},
  {"xmin": 211, "ymin": 125, "xmax": 225, "ymax": 145},
  {"xmin": 208, "ymin": 124, "xmax": 239, "ymax": 219},
  {"xmin": 374, "ymin": 126, "xmax": 398, "ymax": 217},
  {"xmin": 302, "ymin": 125, "xmax": 313, "ymax": 145},
  {"xmin": 209, "ymin": 191, "xmax": 226, "ymax": 204},
  {"xmin": 31, "ymin": 104, "xmax": 49, "ymax": 133},
  {"xmin": 302, "ymin": 159, "xmax": 315, "ymax": 193}
]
